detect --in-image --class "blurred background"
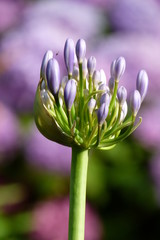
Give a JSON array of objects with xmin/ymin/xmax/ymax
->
[{"xmin": 0, "ymin": 0, "xmax": 160, "ymax": 239}]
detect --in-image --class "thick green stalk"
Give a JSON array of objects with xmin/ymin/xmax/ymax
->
[{"xmin": 68, "ymin": 147, "xmax": 89, "ymax": 240}]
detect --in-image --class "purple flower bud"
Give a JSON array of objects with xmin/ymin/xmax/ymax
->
[
  {"xmin": 98, "ymin": 84, "xmax": 107, "ymax": 91},
  {"xmin": 64, "ymin": 79, "xmax": 77, "ymax": 110},
  {"xmin": 110, "ymin": 59, "xmax": 116, "ymax": 78},
  {"xmin": 64, "ymin": 38, "xmax": 75, "ymax": 75},
  {"xmin": 100, "ymin": 69, "xmax": 107, "ymax": 85},
  {"xmin": 100, "ymin": 92, "xmax": 111, "ymax": 106},
  {"xmin": 111, "ymin": 57, "xmax": 126, "ymax": 80},
  {"xmin": 93, "ymin": 70, "xmax": 101, "ymax": 89},
  {"xmin": 88, "ymin": 98, "xmax": 96, "ymax": 113},
  {"xmin": 41, "ymin": 89, "xmax": 53, "ymax": 109},
  {"xmin": 136, "ymin": 70, "xmax": 149, "ymax": 102},
  {"xmin": 130, "ymin": 90, "xmax": 141, "ymax": 116},
  {"xmin": 120, "ymin": 101, "xmax": 128, "ymax": 122},
  {"xmin": 46, "ymin": 58, "xmax": 60, "ymax": 98},
  {"xmin": 117, "ymin": 86, "xmax": 127, "ymax": 106},
  {"xmin": 82, "ymin": 58, "xmax": 87, "ymax": 79},
  {"xmin": 108, "ymin": 77, "xmax": 115, "ymax": 93},
  {"xmin": 76, "ymin": 39, "xmax": 86, "ymax": 63},
  {"xmin": 97, "ymin": 103, "xmax": 109, "ymax": 125},
  {"xmin": 61, "ymin": 76, "xmax": 68, "ymax": 89},
  {"xmin": 40, "ymin": 50, "xmax": 53, "ymax": 80},
  {"xmin": 72, "ymin": 66, "xmax": 79, "ymax": 81},
  {"xmin": 87, "ymin": 56, "xmax": 96, "ymax": 76}
]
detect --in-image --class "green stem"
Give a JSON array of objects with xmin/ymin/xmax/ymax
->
[{"xmin": 68, "ymin": 147, "xmax": 89, "ymax": 240}]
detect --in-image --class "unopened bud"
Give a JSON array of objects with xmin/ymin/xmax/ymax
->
[
  {"xmin": 130, "ymin": 90, "xmax": 141, "ymax": 116},
  {"xmin": 136, "ymin": 70, "xmax": 148, "ymax": 102},
  {"xmin": 40, "ymin": 50, "xmax": 53, "ymax": 80},
  {"xmin": 46, "ymin": 58, "xmax": 60, "ymax": 99},
  {"xmin": 64, "ymin": 38, "xmax": 75, "ymax": 75},
  {"xmin": 87, "ymin": 56, "xmax": 96, "ymax": 76},
  {"xmin": 76, "ymin": 39, "xmax": 86, "ymax": 63},
  {"xmin": 64, "ymin": 79, "xmax": 77, "ymax": 110},
  {"xmin": 117, "ymin": 86, "xmax": 127, "ymax": 106},
  {"xmin": 97, "ymin": 103, "xmax": 109, "ymax": 125}
]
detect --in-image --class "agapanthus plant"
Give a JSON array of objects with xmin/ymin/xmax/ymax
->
[{"xmin": 34, "ymin": 38, "xmax": 148, "ymax": 240}]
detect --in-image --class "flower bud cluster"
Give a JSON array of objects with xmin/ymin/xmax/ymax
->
[{"xmin": 34, "ymin": 38, "xmax": 149, "ymax": 149}]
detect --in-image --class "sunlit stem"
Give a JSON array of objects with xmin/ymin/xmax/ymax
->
[
  {"xmin": 67, "ymin": 109, "xmax": 72, "ymax": 128},
  {"xmin": 68, "ymin": 147, "xmax": 88, "ymax": 240},
  {"xmin": 97, "ymin": 124, "xmax": 102, "ymax": 146},
  {"xmin": 109, "ymin": 80, "xmax": 119, "ymax": 112},
  {"xmin": 89, "ymin": 75, "xmax": 92, "ymax": 94}
]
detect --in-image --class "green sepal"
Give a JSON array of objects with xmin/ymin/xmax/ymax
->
[{"xmin": 34, "ymin": 81, "xmax": 74, "ymax": 147}]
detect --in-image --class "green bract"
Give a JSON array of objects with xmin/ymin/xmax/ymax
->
[{"xmin": 34, "ymin": 39, "xmax": 147, "ymax": 150}]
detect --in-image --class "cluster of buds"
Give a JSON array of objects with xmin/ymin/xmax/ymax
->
[{"xmin": 34, "ymin": 38, "xmax": 148, "ymax": 150}]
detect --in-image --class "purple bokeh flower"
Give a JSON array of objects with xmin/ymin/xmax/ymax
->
[
  {"xmin": 134, "ymin": 102, "xmax": 160, "ymax": 149},
  {"xmin": 0, "ymin": 102, "xmax": 20, "ymax": 162},
  {"xmin": 108, "ymin": 0, "xmax": 160, "ymax": 35},
  {"xmin": 93, "ymin": 34, "xmax": 160, "ymax": 100},
  {"xmin": 25, "ymin": 125, "xmax": 71, "ymax": 174},
  {"xmin": 0, "ymin": 0, "xmax": 24, "ymax": 33},
  {"xmin": 32, "ymin": 198, "xmax": 103, "ymax": 240},
  {"xmin": 0, "ymin": 0, "xmax": 105, "ymax": 113}
]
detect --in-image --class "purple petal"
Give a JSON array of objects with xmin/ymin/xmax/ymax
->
[
  {"xmin": 40, "ymin": 50, "xmax": 53, "ymax": 80},
  {"xmin": 64, "ymin": 38, "xmax": 75, "ymax": 75},
  {"xmin": 97, "ymin": 103, "xmax": 109, "ymax": 125},
  {"xmin": 136, "ymin": 70, "xmax": 149, "ymax": 102},
  {"xmin": 130, "ymin": 90, "xmax": 141, "ymax": 116},
  {"xmin": 117, "ymin": 86, "xmax": 127, "ymax": 105},
  {"xmin": 64, "ymin": 79, "xmax": 77, "ymax": 110},
  {"xmin": 46, "ymin": 58, "xmax": 60, "ymax": 98},
  {"xmin": 87, "ymin": 56, "xmax": 96, "ymax": 76},
  {"xmin": 76, "ymin": 39, "xmax": 86, "ymax": 63},
  {"xmin": 88, "ymin": 98, "xmax": 96, "ymax": 113}
]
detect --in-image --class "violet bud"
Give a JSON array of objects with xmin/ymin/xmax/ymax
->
[
  {"xmin": 136, "ymin": 70, "xmax": 149, "ymax": 102},
  {"xmin": 111, "ymin": 57, "xmax": 126, "ymax": 80},
  {"xmin": 64, "ymin": 38, "xmax": 75, "ymax": 75},
  {"xmin": 97, "ymin": 103, "xmax": 109, "ymax": 125},
  {"xmin": 130, "ymin": 90, "xmax": 141, "ymax": 116},
  {"xmin": 46, "ymin": 58, "xmax": 60, "ymax": 98},
  {"xmin": 82, "ymin": 58, "xmax": 87, "ymax": 79},
  {"xmin": 100, "ymin": 69, "xmax": 107, "ymax": 85},
  {"xmin": 72, "ymin": 66, "xmax": 79, "ymax": 81},
  {"xmin": 40, "ymin": 50, "xmax": 53, "ymax": 80},
  {"xmin": 87, "ymin": 56, "xmax": 96, "ymax": 76},
  {"xmin": 64, "ymin": 79, "xmax": 77, "ymax": 110},
  {"xmin": 108, "ymin": 77, "xmax": 115, "ymax": 94},
  {"xmin": 41, "ymin": 89, "xmax": 53, "ymax": 109},
  {"xmin": 98, "ymin": 84, "xmax": 107, "ymax": 91},
  {"xmin": 120, "ymin": 101, "xmax": 128, "ymax": 122},
  {"xmin": 93, "ymin": 70, "xmax": 101, "ymax": 89},
  {"xmin": 76, "ymin": 39, "xmax": 86, "ymax": 63},
  {"xmin": 117, "ymin": 86, "xmax": 127, "ymax": 106},
  {"xmin": 61, "ymin": 76, "xmax": 68, "ymax": 89},
  {"xmin": 88, "ymin": 98, "xmax": 96, "ymax": 114},
  {"xmin": 110, "ymin": 59, "xmax": 116, "ymax": 78},
  {"xmin": 100, "ymin": 92, "xmax": 111, "ymax": 106}
]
